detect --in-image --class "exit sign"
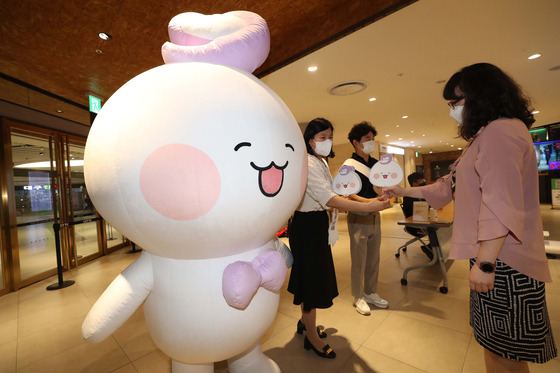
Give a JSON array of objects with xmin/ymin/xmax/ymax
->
[{"xmin": 89, "ymin": 95, "xmax": 102, "ymax": 113}]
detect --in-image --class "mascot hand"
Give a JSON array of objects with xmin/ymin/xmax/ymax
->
[
  {"xmin": 222, "ymin": 249, "xmax": 287, "ymax": 309},
  {"xmin": 82, "ymin": 252, "xmax": 153, "ymax": 342}
]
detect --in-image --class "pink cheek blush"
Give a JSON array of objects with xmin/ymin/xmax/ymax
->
[
  {"xmin": 336, "ymin": 183, "xmax": 341, "ymax": 189},
  {"xmin": 140, "ymin": 144, "xmax": 221, "ymax": 220},
  {"xmin": 391, "ymin": 173, "xmax": 398, "ymax": 179},
  {"xmin": 350, "ymin": 183, "xmax": 356, "ymax": 188},
  {"xmin": 373, "ymin": 173, "xmax": 380, "ymax": 179}
]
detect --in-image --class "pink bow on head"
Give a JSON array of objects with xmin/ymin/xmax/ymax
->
[{"xmin": 222, "ymin": 249, "xmax": 287, "ymax": 309}]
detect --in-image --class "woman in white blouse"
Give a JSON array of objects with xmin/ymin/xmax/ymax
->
[{"xmin": 288, "ymin": 118, "xmax": 390, "ymax": 359}]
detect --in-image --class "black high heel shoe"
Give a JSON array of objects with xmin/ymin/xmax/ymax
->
[
  {"xmin": 296, "ymin": 320, "xmax": 327, "ymax": 338},
  {"xmin": 303, "ymin": 336, "xmax": 336, "ymax": 359}
]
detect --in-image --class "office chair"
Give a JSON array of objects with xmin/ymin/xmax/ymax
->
[{"xmin": 395, "ymin": 203, "xmax": 430, "ymax": 258}]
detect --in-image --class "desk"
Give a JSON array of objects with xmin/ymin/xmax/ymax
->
[{"xmin": 397, "ymin": 217, "xmax": 452, "ymax": 294}]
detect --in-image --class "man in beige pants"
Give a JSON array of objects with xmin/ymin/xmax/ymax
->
[{"xmin": 344, "ymin": 122, "xmax": 388, "ymax": 315}]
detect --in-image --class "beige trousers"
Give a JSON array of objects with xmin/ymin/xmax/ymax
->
[{"xmin": 347, "ymin": 211, "xmax": 381, "ymax": 298}]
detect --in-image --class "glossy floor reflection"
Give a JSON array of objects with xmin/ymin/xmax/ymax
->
[{"xmin": 1, "ymin": 204, "xmax": 559, "ymax": 372}]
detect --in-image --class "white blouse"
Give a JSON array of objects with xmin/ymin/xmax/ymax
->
[{"xmin": 297, "ymin": 154, "xmax": 337, "ymax": 212}]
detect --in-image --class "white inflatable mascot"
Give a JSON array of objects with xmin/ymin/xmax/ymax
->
[{"xmin": 81, "ymin": 11, "xmax": 307, "ymax": 373}]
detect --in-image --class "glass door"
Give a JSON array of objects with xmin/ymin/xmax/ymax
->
[
  {"xmin": 11, "ymin": 132, "xmax": 58, "ymax": 282},
  {"xmin": 2, "ymin": 123, "xmax": 131, "ymax": 291},
  {"xmin": 67, "ymin": 142, "xmax": 103, "ymax": 262}
]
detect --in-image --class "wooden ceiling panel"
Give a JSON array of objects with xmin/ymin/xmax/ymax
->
[{"xmin": 0, "ymin": 0, "xmax": 413, "ymax": 115}]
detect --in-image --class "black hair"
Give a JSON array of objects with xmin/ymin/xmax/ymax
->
[
  {"xmin": 443, "ymin": 63, "xmax": 534, "ymax": 140},
  {"xmin": 303, "ymin": 117, "xmax": 335, "ymax": 158},
  {"xmin": 407, "ymin": 172, "xmax": 425, "ymax": 186},
  {"xmin": 347, "ymin": 121, "xmax": 378, "ymax": 146}
]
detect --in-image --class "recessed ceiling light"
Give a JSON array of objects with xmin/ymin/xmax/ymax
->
[
  {"xmin": 417, "ymin": 145, "xmax": 421, "ymax": 148},
  {"xmin": 410, "ymin": 130, "xmax": 414, "ymax": 133},
  {"xmin": 402, "ymin": 115, "xmax": 408, "ymax": 119},
  {"xmin": 422, "ymin": 134, "xmax": 425, "ymax": 136},
  {"xmin": 369, "ymin": 97, "xmax": 377, "ymax": 102},
  {"xmin": 528, "ymin": 53, "xmax": 541, "ymax": 60},
  {"xmin": 458, "ymin": 147, "xmax": 463, "ymax": 150},
  {"xmin": 56, "ymin": 109, "xmax": 63, "ymax": 113},
  {"xmin": 451, "ymin": 145, "xmax": 455, "ymax": 147},
  {"xmin": 429, "ymin": 150, "xmax": 433, "ymax": 153},
  {"xmin": 398, "ymin": 138, "xmax": 403, "ymax": 140},
  {"xmin": 411, "ymin": 141, "xmax": 415, "ymax": 143},
  {"xmin": 95, "ymin": 49, "xmax": 103, "ymax": 54},
  {"xmin": 98, "ymin": 32, "xmax": 112, "ymax": 41},
  {"xmin": 396, "ymin": 125, "xmax": 399, "ymax": 128},
  {"xmin": 385, "ymin": 134, "xmax": 390, "ymax": 137},
  {"xmin": 308, "ymin": 66, "xmax": 318, "ymax": 72},
  {"xmin": 532, "ymin": 110, "xmax": 540, "ymax": 114}
]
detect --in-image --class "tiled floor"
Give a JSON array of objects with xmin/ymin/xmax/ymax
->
[{"xmin": 1, "ymin": 204, "xmax": 559, "ymax": 372}]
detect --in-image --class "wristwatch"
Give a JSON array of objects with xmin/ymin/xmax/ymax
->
[{"xmin": 477, "ymin": 260, "xmax": 496, "ymax": 274}]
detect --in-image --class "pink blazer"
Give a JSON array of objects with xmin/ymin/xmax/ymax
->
[{"xmin": 422, "ymin": 118, "xmax": 551, "ymax": 283}]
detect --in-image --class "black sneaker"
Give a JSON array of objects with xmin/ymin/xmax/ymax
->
[{"xmin": 421, "ymin": 245, "xmax": 433, "ymax": 260}]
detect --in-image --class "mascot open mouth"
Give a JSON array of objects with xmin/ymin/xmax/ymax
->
[{"xmin": 250, "ymin": 161, "xmax": 288, "ymax": 197}]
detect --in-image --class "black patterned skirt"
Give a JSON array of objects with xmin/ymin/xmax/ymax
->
[{"xmin": 469, "ymin": 258, "xmax": 557, "ymax": 363}]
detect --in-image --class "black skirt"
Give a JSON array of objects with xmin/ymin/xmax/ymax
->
[
  {"xmin": 470, "ymin": 258, "xmax": 557, "ymax": 363},
  {"xmin": 287, "ymin": 210, "xmax": 339, "ymax": 311}
]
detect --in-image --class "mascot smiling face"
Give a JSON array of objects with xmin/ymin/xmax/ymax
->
[{"xmin": 84, "ymin": 63, "xmax": 306, "ymax": 260}]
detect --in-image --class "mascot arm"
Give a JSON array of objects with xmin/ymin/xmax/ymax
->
[
  {"xmin": 81, "ymin": 252, "xmax": 153, "ymax": 343},
  {"xmin": 222, "ymin": 248, "xmax": 287, "ymax": 309}
]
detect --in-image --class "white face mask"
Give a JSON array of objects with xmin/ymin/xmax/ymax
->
[
  {"xmin": 313, "ymin": 139, "xmax": 332, "ymax": 157},
  {"xmin": 449, "ymin": 105, "xmax": 464, "ymax": 125},
  {"xmin": 361, "ymin": 140, "xmax": 376, "ymax": 154}
]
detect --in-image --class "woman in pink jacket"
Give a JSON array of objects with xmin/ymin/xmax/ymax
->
[{"xmin": 384, "ymin": 63, "xmax": 556, "ymax": 372}]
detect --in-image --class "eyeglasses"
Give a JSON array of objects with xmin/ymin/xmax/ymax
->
[{"xmin": 448, "ymin": 97, "xmax": 465, "ymax": 109}]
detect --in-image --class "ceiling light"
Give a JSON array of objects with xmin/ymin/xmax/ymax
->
[
  {"xmin": 98, "ymin": 32, "xmax": 112, "ymax": 41},
  {"xmin": 451, "ymin": 145, "xmax": 455, "ymax": 147},
  {"xmin": 458, "ymin": 148, "xmax": 463, "ymax": 150},
  {"xmin": 422, "ymin": 134, "xmax": 425, "ymax": 136},
  {"xmin": 308, "ymin": 66, "xmax": 318, "ymax": 72},
  {"xmin": 385, "ymin": 134, "xmax": 390, "ymax": 137},
  {"xmin": 95, "ymin": 49, "xmax": 103, "ymax": 54},
  {"xmin": 411, "ymin": 141, "xmax": 415, "ymax": 143},
  {"xmin": 398, "ymin": 137, "xmax": 403, "ymax": 140},
  {"xmin": 386, "ymin": 145, "xmax": 404, "ymax": 155},
  {"xmin": 532, "ymin": 110, "xmax": 540, "ymax": 114},
  {"xmin": 396, "ymin": 125, "xmax": 399, "ymax": 128},
  {"xmin": 410, "ymin": 130, "xmax": 414, "ymax": 133},
  {"xmin": 417, "ymin": 145, "xmax": 421, "ymax": 148},
  {"xmin": 369, "ymin": 97, "xmax": 376, "ymax": 101},
  {"xmin": 429, "ymin": 150, "xmax": 433, "ymax": 153},
  {"xmin": 15, "ymin": 160, "xmax": 84, "ymax": 168},
  {"xmin": 402, "ymin": 115, "xmax": 408, "ymax": 119},
  {"xmin": 528, "ymin": 53, "xmax": 541, "ymax": 60},
  {"xmin": 56, "ymin": 109, "xmax": 63, "ymax": 113},
  {"xmin": 328, "ymin": 80, "xmax": 367, "ymax": 96}
]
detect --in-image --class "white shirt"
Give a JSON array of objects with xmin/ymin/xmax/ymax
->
[{"xmin": 297, "ymin": 154, "xmax": 337, "ymax": 212}]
